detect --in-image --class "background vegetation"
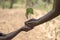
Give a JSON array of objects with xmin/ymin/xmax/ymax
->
[
  {"xmin": 0, "ymin": 0, "xmax": 53, "ymax": 10},
  {"xmin": 0, "ymin": 0, "xmax": 60, "ymax": 40}
]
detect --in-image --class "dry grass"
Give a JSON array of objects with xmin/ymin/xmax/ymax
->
[{"xmin": 0, "ymin": 8, "xmax": 60, "ymax": 40}]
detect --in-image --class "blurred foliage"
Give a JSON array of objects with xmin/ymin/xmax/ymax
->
[
  {"xmin": 0, "ymin": 0, "xmax": 53, "ymax": 10},
  {"xmin": 0, "ymin": 0, "xmax": 53, "ymax": 18},
  {"xmin": 26, "ymin": 8, "xmax": 34, "ymax": 19}
]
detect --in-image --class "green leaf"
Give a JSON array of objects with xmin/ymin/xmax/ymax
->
[{"xmin": 25, "ymin": 8, "xmax": 34, "ymax": 19}]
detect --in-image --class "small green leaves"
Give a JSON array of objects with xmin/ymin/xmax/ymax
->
[{"xmin": 25, "ymin": 8, "xmax": 34, "ymax": 19}]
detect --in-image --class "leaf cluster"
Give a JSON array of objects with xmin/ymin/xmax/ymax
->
[{"xmin": 25, "ymin": 8, "xmax": 34, "ymax": 19}]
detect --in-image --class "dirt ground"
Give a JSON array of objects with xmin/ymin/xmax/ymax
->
[{"xmin": 0, "ymin": 8, "xmax": 60, "ymax": 40}]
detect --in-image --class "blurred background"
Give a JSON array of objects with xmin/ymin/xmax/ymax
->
[
  {"xmin": 0, "ymin": 0, "xmax": 53, "ymax": 10},
  {"xmin": 0, "ymin": 0, "xmax": 60, "ymax": 40}
]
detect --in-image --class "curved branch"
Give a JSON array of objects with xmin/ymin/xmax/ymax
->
[
  {"xmin": 0, "ymin": 25, "xmax": 30, "ymax": 40},
  {"xmin": 37, "ymin": 0, "xmax": 60, "ymax": 25},
  {"xmin": 37, "ymin": 9, "xmax": 60, "ymax": 25}
]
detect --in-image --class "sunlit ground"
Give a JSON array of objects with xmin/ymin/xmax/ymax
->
[{"xmin": 0, "ymin": 8, "xmax": 60, "ymax": 40}]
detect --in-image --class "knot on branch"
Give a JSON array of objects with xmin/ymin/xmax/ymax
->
[{"xmin": 21, "ymin": 25, "xmax": 34, "ymax": 32}]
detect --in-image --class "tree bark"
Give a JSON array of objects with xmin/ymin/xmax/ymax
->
[
  {"xmin": 37, "ymin": 0, "xmax": 60, "ymax": 25},
  {"xmin": 10, "ymin": 0, "xmax": 14, "ymax": 8}
]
